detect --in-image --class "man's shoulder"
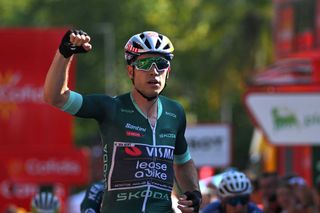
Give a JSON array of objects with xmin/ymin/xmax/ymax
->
[
  {"xmin": 159, "ymin": 95, "xmax": 183, "ymax": 109},
  {"xmin": 87, "ymin": 92, "xmax": 130, "ymax": 104}
]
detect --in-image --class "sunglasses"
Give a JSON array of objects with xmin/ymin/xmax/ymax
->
[
  {"xmin": 225, "ymin": 195, "xmax": 250, "ymax": 206},
  {"xmin": 132, "ymin": 57, "xmax": 170, "ymax": 72}
]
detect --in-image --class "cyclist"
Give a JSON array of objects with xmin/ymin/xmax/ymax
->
[
  {"xmin": 80, "ymin": 181, "xmax": 104, "ymax": 213},
  {"xmin": 30, "ymin": 191, "xmax": 60, "ymax": 213},
  {"xmin": 201, "ymin": 170, "xmax": 263, "ymax": 213},
  {"xmin": 43, "ymin": 29, "xmax": 201, "ymax": 213}
]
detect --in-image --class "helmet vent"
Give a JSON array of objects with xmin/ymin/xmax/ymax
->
[
  {"xmin": 236, "ymin": 182, "xmax": 239, "ymax": 188},
  {"xmin": 163, "ymin": 44, "xmax": 170, "ymax": 50},
  {"xmin": 144, "ymin": 39, "xmax": 151, "ymax": 49},
  {"xmin": 159, "ymin": 34, "xmax": 163, "ymax": 40},
  {"xmin": 139, "ymin": 33, "xmax": 145, "ymax": 39},
  {"xmin": 155, "ymin": 40, "xmax": 161, "ymax": 49},
  {"xmin": 132, "ymin": 41, "xmax": 143, "ymax": 49},
  {"xmin": 230, "ymin": 183, "xmax": 235, "ymax": 190}
]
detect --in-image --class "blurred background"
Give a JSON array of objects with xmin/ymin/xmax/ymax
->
[{"xmin": 1, "ymin": 0, "xmax": 320, "ymax": 212}]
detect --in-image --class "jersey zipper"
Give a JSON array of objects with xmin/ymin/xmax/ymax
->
[{"xmin": 141, "ymin": 121, "xmax": 157, "ymax": 213}]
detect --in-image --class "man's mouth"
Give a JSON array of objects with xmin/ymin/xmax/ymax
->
[{"xmin": 147, "ymin": 79, "xmax": 160, "ymax": 85}]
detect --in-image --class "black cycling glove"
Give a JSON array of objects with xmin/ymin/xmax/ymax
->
[
  {"xmin": 59, "ymin": 29, "xmax": 89, "ymax": 58},
  {"xmin": 184, "ymin": 190, "xmax": 202, "ymax": 213}
]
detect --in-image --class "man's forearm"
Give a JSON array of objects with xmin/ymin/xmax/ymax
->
[
  {"xmin": 174, "ymin": 159, "xmax": 200, "ymax": 192},
  {"xmin": 43, "ymin": 50, "xmax": 72, "ymax": 107}
]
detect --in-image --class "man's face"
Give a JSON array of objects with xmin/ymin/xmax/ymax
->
[
  {"xmin": 223, "ymin": 195, "xmax": 250, "ymax": 213},
  {"xmin": 129, "ymin": 54, "xmax": 170, "ymax": 98}
]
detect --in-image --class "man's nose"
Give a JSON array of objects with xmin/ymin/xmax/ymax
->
[{"xmin": 149, "ymin": 63, "xmax": 159, "ymax": 74}]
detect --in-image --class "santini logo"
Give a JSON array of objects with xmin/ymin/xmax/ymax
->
[{"xmin": 125, "ymin": 123, "xmax": 146, "ymax": 132}]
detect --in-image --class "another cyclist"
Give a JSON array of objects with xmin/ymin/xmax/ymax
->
[
  {"xmin": 44, "ymin": 29, "xmax": 201, "ymax": 213},
  {"xmin": 80, "ymin": 181, "xmax": 104, "ymax": 213},
  {"xmin": 201, "ymin": 170, "xmax": 263, "ymax": 213},
  {"xmin": 30, "ymin": 191, "xmax": 60, "ymax": 213}
]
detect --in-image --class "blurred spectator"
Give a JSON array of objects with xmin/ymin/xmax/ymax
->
[
  {"xmin": 258, "ymin": 172, "xmax": 282, "ymax": 213},
  {"xmin": 294, "ymin": 184, "xmax": 317, "ymax": 213},
  {"xmin": 312, "ymin": 178, "xmax": 320, "ymax": 212},
  {"xmin": 276, "ymin": 179, "xmax": 296, "ymax": 213},
  {"xmin": 277, "ymin": 174, "xmax": 317, "ymax": 213},
  {"xmin": 201, "ymin": 170, "xmax": 262, "ymax": 213},
  {"xmin": 250, "ymin": 177, "xmax": 263, "ymax": 209}
]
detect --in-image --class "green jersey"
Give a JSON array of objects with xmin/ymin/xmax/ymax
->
[{"xmin": 62, "ymin": 92, "xmax": 191, "ymax": 213}]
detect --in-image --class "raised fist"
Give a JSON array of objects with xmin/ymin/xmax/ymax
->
[{"xmin": 59, "ymin": 29, "xmax": 92, "ymax": 58}]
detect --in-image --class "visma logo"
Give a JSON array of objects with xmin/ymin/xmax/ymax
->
[{"xmin": 271, "ymin": 107, "xmax": 299, "ymax": 130}]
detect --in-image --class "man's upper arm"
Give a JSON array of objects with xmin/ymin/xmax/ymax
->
[
  {"xmin": 60, "ymin": 90, "xmax": 83, "ymax": 115},
  {"xmin": 60, "ymin": 91, "xmax": 105, "ymax": 121},
  {"xmin": 174, "ymin": 148, "xmax": 191, "ymax": 165}
]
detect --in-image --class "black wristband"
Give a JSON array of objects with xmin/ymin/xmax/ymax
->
[
  {"xmin": 184, "ymin": 190, "xmax": 202, "ymax": 213},
  {"xmin": 59, "ymin": 29, "xmax": 88, "ymax": 58}
]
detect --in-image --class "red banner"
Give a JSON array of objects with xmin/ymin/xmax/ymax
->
[
  {"xmin": 0, "ymin": 28, "xmax": 90, "ymax": 211},
  {"xmin": 0, "ymin": 148, "xmax": 90, "ymax": 184},
  {"xmin": 0, "ymin": 28, "xmax": 75, "ymax": 148}
]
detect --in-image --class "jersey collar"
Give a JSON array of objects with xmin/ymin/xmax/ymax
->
[{"xmin": 130, "ymin": 93, "xmax": 163, "ymax": 119}]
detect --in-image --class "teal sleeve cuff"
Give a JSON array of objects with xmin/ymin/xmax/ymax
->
[
  {"xmin": 174, "ymin": 147, "xmax": 192, "ymax": 164},
  {"xmin": 60, "ymin": 90, "xmax": 83, "ymax": 115}
]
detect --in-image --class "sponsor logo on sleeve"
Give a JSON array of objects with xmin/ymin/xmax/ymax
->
[{"xmin": 165, "ymin": 111, "xmax": 176, "ymax": 118}]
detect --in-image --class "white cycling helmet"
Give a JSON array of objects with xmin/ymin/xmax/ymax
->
[
  {"xmin": 218, "ymin": 170, "xmax": 252, "ymax": 198},
  {"xmin": 124, "ymin": 31, "xmax": 174, "ymax": 64},
  {"xmin": 31, "ymin": 192, "xmax": 60, "ymax": 213}
]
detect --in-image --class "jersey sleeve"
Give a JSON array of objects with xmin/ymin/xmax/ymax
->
[
  {"xmin": 60, "ymin": 90, "xmax": 83, "ymax": 115},
  {"xmin": 60, "ymin": 90, "xmax": 116, "ymax": 122},
  {"xmin": 173, "ymin": 103, "xmax": 192, "ymax": 165}
]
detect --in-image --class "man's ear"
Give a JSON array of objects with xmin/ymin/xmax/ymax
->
[
  {"xmin": 127, "ymin": 65, "xmax": 134, "ymax": 79},
  {"xmin": 166, "ymin": 67, "xmax": 170, "ymax": 79}
]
